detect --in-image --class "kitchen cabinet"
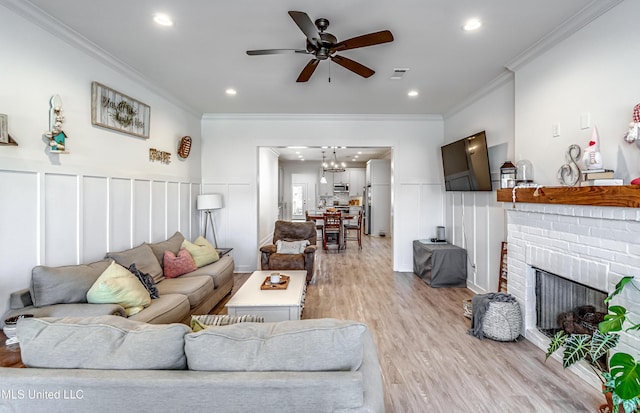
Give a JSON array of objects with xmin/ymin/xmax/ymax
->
[
  {"xmin": 366, "ymin": 159, "xmax": 391, "ymax": 185},
  {"xmin": 348, "ymin": 168, "xmax": 365, "ymax": 196}
]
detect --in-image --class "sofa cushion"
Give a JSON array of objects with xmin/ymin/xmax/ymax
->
[
  {"xmin": 128, "ymin": 263, "xmax": 159, "ymax": 299},
  {"xmin": 105, "ymin": 243, "xmax": 164, "ymax": 283},
  {"xmin": 157, "ymin": 276, "xmax": 213, "ymax": 309},
  {"xmin": 163, "ymin": 249, "xmax": 197, "ymax": 278},
  {"xmin": 181, "ymin": 236, "xmax": 219, "ymax": 267},
  {"xmin": 17, "ymin": 315, "xmax": 190, "ymax": 370},
  {"xmin": 30, "ymin": 260, "xmax": 111, "ymax": 308},
  {"xmin": 147, "ymin": 231, "xmax": 185, "ymax": 269},
  {"xmin": 86, "ymin": 261, "xmax": 151, "ymax": 316},
  {"xmin": 128, "ymin": 294, "xmax": 190, "ymax": 324},
  {"xmin": 185, "ymin": 318, "xmax": 367, "ymax": 372},
  {"xmin": 181, "ymin": 255, "xmax": 234, "ymax": 289}
]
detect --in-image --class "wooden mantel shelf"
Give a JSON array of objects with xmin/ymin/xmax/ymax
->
[{"xmin": 496, "ymin": 185, "xmax": 640, "ymax": 208}]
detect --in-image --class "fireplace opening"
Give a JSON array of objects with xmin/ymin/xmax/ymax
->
[{"xmin": 535, "ymin": 268, "xmax": 608, "ymax": 369}]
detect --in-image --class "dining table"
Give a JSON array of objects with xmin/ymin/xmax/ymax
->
[{"xmin": 306, "ymin": 210, "xmax": 357, "ymax": 250}]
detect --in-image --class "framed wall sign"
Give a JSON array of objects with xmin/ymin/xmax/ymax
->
[{"xmin": 91, "ymin": 81, "xmax": 150, "ymax": 139}]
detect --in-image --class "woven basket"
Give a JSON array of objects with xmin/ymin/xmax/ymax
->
[
  {"xmin": 463, "ymin": 299, "xmax": 473, "ymax": 319},
  {"xmin": 482, "ymin": 301, "xmax": 522, "ymax": 341}
]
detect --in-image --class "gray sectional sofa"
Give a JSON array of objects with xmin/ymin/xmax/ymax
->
[
  {"xmin": 0, "ymin": 316, "xmax": 385, "ymax": 413},
  {"xmin": 1, "ymin": 232, "xmax": 234, "ymax": 326}
]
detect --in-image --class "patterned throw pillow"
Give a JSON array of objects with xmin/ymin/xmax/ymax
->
[
  {"xmin": 128, "ymin": 263, "xmax": 159, "ymax": 299},
  {"xmin": 163, "ymin": 249, "xmax": 197, "ymax": 278}
]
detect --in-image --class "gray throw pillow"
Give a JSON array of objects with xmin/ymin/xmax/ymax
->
[
  {"xmin": 105, "ymin": 243, "xmax": 164, "ymax": 283},
  {"xmin": 17, "ymin": 315, "xmax": 190, "ymax": 370},
  {"xmin": 185, "ymin": 318, "xmax": 366, "ymax": 372},
  {"xmin": 30, "ymin": 260, "xmax": 111, "ymax": 307}
]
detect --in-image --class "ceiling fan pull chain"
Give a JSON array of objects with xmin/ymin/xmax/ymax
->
[{"xmin": 328, "ymin": 59, "xmax": 331, "ymax": 83}]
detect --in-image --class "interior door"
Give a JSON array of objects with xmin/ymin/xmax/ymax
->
[{"xmin": 291, "ymin": 183, "xmax": 307, "ymax": 221}]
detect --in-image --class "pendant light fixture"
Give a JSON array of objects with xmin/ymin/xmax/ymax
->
[
  {"xmin": 320, "ymin": 151, "xmax": 328, "ymax": 184},
  {"xmin": 324, "ymin": 148, "xmax": 346, "ymax": 173}
]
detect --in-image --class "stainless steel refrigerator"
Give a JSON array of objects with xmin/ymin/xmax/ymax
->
[{"xmin": 364, "ymin": 183, "xmax": 390, "ymax": 236}]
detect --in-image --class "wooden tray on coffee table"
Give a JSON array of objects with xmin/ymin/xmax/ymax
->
[{"xmin": 260, "ymin": 275, "xmax": 290, "ymax": 290}]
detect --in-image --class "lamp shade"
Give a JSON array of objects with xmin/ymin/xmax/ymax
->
[{"xmin": 197, "ymin": 194, "xmax": 223, "ymax": 210}]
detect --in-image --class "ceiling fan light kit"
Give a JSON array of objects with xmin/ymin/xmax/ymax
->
[{"xmin": 246, "ymin": 11, "xmax": 394, "ymax": 82}]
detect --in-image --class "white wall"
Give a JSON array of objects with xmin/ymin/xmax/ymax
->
[
  {"xmin": 514, "ymin": 0, "xmax": 640, "ymax": 185},
  {"xmin": 0, "ymin": 4, "xmax": 202, "ymax": 314},
  {"xmin": 258, "ymin": 148, "xmax": 279, "ymax": 246},
  {"xmin": 200, "ymin": 115, "xmax": 445, "ymax": 273},
  {"xmin": 443, "ymin": 74, "xmax": 515, "ymax": 293}
]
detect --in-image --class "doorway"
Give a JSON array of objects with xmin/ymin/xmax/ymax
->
[{"xmin": 291, "ymin": 182, "xmax": 307, "ymax": 221}]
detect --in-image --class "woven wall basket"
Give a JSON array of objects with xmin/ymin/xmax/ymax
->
[{"xmin": 482, "ymin": 301, "xmax": 522, "ymax": 341}]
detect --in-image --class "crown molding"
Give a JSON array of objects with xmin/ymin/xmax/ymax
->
[
  {"xmin": 443, "ymin": 70, "xmax": 514, "ymax": 120},
  {"xmin": 201, "ymin": 113, "xmax": 442, "ymax": 122},
  {"xmin": 505, "ymin": 0, "xmax": 624, "ymax": 72},
  {"xmin": 1, "ymin": 0, "xmax": 201, "ymax": 117}
]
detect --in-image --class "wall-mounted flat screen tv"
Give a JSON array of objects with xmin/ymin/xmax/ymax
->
[{"xmin": 441, "ymin": 131, "xmax": 492, "ymax": 191}]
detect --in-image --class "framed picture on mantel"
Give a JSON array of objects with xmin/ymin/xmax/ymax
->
[{"xmin": 91, "ymin": 81, "xmax": 150, "ymax": 139}]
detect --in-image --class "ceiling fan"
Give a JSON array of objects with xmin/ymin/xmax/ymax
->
[{"xmin": 246, "ymin": 11, "xmax": 394, "ymax": 82}]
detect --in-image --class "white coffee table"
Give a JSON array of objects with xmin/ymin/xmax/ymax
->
[{"xmin": 225, "ymin": 270, "xmax": 307, "ymax": 322}]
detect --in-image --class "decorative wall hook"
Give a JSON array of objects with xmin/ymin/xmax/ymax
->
[{"xmin": 44, "ymin": 95, "xmax": 68, "ymax": 153}]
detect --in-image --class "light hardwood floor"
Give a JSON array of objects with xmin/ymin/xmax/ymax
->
[{"xmin": 213, "ymin": 235, "xmax": 604, "ymax": 412}]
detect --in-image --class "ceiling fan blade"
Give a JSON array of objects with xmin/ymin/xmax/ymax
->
[
  {"xmin": 247, "ymin": 49, "xmax": 309, "ymax": 56},
  {"xmin": 296, "ymin": 59, "xmax": 320, "ymax": 82},
  {"xmin": 331, "ymin": 30, "xmax": 394, "ymax": 52},
  {"xmin": 288, "ymin": 11, "xmax": 320, "ymax": 47},
  {"xmin": 331, "ymin": 55, "xmax": 375, "ymax": 78}
]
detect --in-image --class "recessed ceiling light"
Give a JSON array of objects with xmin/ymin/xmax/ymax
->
[
  {"xmin": 225, "ymin": 88, "xmax": 237, "ymax": 96},
  {"xmin": 408, "ymin": 90, "xmax": 419, "ymax": 97},
  {"xmin": 463, "ymin": 18, "xmax": 482, "ymax": 31},
  {"xmin": 153, "ymin": 13, "xmax": 174, "ymax": 27}
]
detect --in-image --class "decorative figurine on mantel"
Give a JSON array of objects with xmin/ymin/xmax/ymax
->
[
  {"xmin": 44, "ymin": 95, "xmax": 68, "ymax": 153},
  {"xmin": 557, "ymin": 144, "xmax": 582, "ymax": 186},
  {"xmin": 582, "ymin": 125, "xmax": 603, "ymax": 170},
  {"xmin": 623, "ymin": 103, "xmax": 640, "ymax": 148}
]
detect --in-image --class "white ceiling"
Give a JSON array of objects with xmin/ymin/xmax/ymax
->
[{"xmin": 13, "ymin": 0, "xmax": 607, "ymax": 117}]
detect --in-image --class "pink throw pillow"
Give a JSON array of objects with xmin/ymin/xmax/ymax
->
[{"xmin": 163, "ymin": 249, "xmax": 197, "ymax": 278}]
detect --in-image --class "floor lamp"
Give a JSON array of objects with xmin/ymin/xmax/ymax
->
[{"xmin": 197, "ymin": 194, "xmax": 223, "ymax": 248}]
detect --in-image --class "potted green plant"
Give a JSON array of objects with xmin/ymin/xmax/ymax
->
[{"xmin": 545, "ymin": 276, "xmax": 640, "ymax": 413}]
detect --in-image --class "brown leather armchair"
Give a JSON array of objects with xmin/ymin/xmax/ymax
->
[{"xmin": 260, "ymin": 220, "xmax": 317, "ymax": 283}]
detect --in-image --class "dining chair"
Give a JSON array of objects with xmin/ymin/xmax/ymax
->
[
  {"xmin": 343, "ymin": 210, "xmax": 363, "ymax": 249},
  {"xmin": 322, "ymin": 211, "xmax": 342, "ymax": 251}
]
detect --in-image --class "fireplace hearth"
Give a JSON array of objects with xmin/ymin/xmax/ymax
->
[{"xmin": 503, "ymin": 201, "xmax": 640, "ymax": 388}]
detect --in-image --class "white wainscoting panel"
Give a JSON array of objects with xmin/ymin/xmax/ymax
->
[
  {"xmin": 0, "ymin": 170, "xmax": 39, "ymax": 311},
  {"xmin": 133, "ymin": 180, "xmax": 151, "ymax": 246},
  {"xmin": 82, "ymin": 176, "xmax": 108, "ymax": 263},
  {"xmin": 45, "ymin": 174, "xmax": 78, "ymax": 266},
  {"xmin": 166, "ymin": 182, "xmax": 180, "ymax": 239},
  {"xmin": 151, "ymin": 181, "xmax": 167, "ymax": 242},
  {"xmin": 395, "ymin": 183, "xmax": 444, "ymax": 272},
  {"xmin": 110, "ymin": 178, "xmax": 133, "ymax": 252}
]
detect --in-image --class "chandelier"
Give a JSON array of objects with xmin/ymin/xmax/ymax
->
[{"xmin": 323, "ymin": 148, "xmax": 346, "ymax": 173}]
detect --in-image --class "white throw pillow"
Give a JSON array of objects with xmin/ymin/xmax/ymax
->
[{"xmin": 276, "ymin": 239, "xmax": 310, "ymax": 254}]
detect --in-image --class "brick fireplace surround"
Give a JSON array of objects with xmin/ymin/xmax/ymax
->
[{"xmin": 505, "ymin": 200, "xmax": 640, "ymax": 388}]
